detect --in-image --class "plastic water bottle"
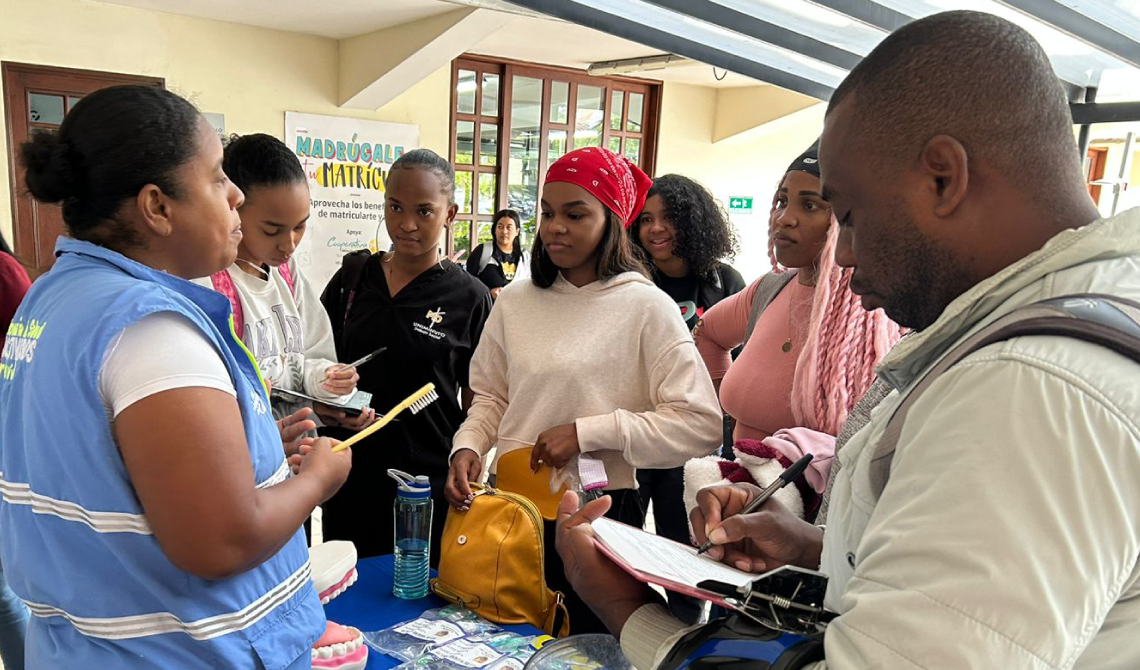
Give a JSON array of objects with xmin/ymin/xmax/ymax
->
[{"xmin": 389, "ymin": 469, "xmax": 433, "ymax": 599}]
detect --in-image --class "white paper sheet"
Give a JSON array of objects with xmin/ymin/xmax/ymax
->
[{"xmin": 591, "ymin": 517, "xmax": 756, "ymax": 590}]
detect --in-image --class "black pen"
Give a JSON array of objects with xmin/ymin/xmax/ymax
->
[
  {"xmin": 343, "ymin": 346, "xmax": 386, "ymax": 369},
  {"xmin": 696, "ymin": 453, "xmax": 814, "ymax": 555}
]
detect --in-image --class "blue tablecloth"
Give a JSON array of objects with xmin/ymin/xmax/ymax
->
[{"xmin": 324, "ymin": 555, "xmax": 542, "ymax": 669}]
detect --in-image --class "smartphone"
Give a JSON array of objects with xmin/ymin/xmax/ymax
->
[{"xmin": 269, "ymin": 387, "xmax": 373, "ymax": 417}]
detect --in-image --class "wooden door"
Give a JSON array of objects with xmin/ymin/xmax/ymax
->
[
  {"xmin": 3, "ymin": 63, "xmax": 163, "ymax": 277},
  {"xmin": 1086, "ymin": 146, "xmax": 1109, "ymax": 206}
]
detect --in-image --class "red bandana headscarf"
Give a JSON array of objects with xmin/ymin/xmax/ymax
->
[{"xmin": 544, "ymin": 147, "xmax": 652, "ymax": 228}]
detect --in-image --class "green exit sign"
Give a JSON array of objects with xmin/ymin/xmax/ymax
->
[{"xmin": 728, "ymin": 196, "xmax": 753, "ymax": 212}]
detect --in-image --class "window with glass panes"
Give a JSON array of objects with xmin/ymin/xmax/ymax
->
[
  {"xmin": 449, "ymin": 60, "xmax": 504, "ymax": 258},
  {"xmin": 448, "ymin": 57, "xmax": 659, "ymax": 254}
]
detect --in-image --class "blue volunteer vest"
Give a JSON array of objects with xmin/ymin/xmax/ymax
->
[{"xmin": 0, "ymin": 239, "xmax": 324, "ymax": 668}]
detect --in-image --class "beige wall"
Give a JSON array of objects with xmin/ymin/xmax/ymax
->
[
  {"xmin": 0, "ymin": 0, "xmax": 451, "ymax": 241},
  {"xmin": 0, "ymin": 0, "xmax": 826, "ymax": 279},
  {"xmin": 656, "ymin": 82, "xmax": 823, "ymax": 283}
]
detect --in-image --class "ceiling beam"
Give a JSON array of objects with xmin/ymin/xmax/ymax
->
[
  {"xmin": 503, "ymin": 0, "xmax": 835, "ymax": 100},
  {"xmin": 804, "ymin": 0, "xmax": 1089, "ymax": 97},
  {"xmin": 642, "ymin": 0, "xmax": 862, "ymax": 70},
  {"xmin": 801, "ymin": 0, "xmax": 911, "ymax": 31},
  {"xmin": 995, "ymin": 0, "xmax": 1140, "ymax": 69},
  {"xmin": 1070, "ymin": 101, "xmax": 1140, "ymax": 125},
  {"xmin": 338, "ymin": 8, "xmax": 511, "ymax": 109}
]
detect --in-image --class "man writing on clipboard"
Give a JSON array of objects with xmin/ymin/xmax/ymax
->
[{"xmin": 556, "ymin": 10, "xmax": 1140, "ymax": 670}]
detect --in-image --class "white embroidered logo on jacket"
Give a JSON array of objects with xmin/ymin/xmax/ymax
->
[{"xmin": 413, "ymin": 308, "xmax": 448, "ymax": 341}]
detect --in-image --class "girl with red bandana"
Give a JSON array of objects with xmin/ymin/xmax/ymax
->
[{"xmin": 446, "ymin": 147, "xmax": 723, "ymax": 633}]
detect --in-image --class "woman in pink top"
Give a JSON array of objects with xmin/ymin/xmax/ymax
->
[{"xmin": 693, "ymin": 142, "xmax": 900, "ymax": 512}]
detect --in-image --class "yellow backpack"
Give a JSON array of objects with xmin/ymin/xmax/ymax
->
[{"xmin": 431, "ymin": 484, "xmax": 570, "ymax": 636}]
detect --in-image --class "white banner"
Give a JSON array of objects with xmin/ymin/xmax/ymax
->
[{"xmin": 284, "ymin": 112, "xmax": 420, "ymax": 292}]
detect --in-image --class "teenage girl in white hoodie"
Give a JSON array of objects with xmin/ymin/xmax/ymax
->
[{"xmin": 199, "ymin": 134, "xmax": 375, "ymax": 437}]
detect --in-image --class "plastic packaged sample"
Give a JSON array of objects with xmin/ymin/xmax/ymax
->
[
  {"xmin": 364, "ymin": 606, "xmax": 502, "ymax": 662},
  {"xmin": 395, "ymin": 631, "xmax": 551, "ymax": 670}
]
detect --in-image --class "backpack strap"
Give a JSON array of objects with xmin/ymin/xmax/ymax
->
[
  {"xmin": 815, "ymin": 376, "xmax": 894, "ymax": 525},
  {"xmin": 210, "ymin": 270, "xmax": 244, "ymax": 337},
  {"xmin": 742, "ymin": 270, "xmax": 798, "ymax": 348},
  {"xmin": 511, "ymin": 244, "xmax": 531, "ymax": 285},
  {"xmin": 476, "ymin": 241, "xmax": 496, "ymax": 275},
  {"xmin": 868, "ymin": 294, "xmax": 1140, "ymax": 499},
  {"xmin": 543, "ymin": 592, "xmax": 570, "ymax": 637},
  {"xmin": 338, "ymin": 249, "xmax": 373, "ymax": 327},
  {"xmin": 211, "ymin": 263, "xmax": 299, "ymax": 338},
  {"xmin": 276, "ymin": 261, "xmax": 297, "ymax": 299},
  {"xmin": 695, "ymin": 265, "xmax": 727, "ymax": 315}
]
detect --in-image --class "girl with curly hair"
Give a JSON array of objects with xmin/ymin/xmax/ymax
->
[
  {"xmin": 630, "ymin": 174, "xmax": 746, "ymax": 331},
  {"xmin": 629, "ymin": 174, "xmax": 745, "ymax": 624}
]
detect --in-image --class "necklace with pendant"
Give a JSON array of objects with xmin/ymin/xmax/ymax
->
[
  {"xmin": 783, "ymin": 281, "xmax": 811, "ymax": 353},
  {"xmin": 782, "ymin": 291, "xmax": 795, "ymax": 353}
]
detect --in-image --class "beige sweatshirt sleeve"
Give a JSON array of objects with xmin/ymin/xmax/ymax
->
[
  {"xmin": 576, "ymin": 336, "xmax": 723, "ymax": 468},
  {"xmin": 451, "ymin": 311, "xmax": 507, "ymax": 459},
  {"xmin": 620, "ymin": 604, "xmax": 696, "ymax": 670}
]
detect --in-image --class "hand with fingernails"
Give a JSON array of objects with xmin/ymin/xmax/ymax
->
[
  {"xmin": 277, "ymin": 406, "xmax": 317, "ymax": 457},
  {"xmin": 287, "ymin": 437, "xmax": 352, "ymax": 503},
  {"xmin": 445, "ymin": 448, "xmax": 483, "ymax": 511},
  {"xmin": 321, "ymin": 364, "xmax": 360, "ymax": 395},
  {"xmin": 555, "ymin": 491, "xmax": 661, "ymax": 635},
  {"xmin": 690, "ymin": 482, "xmax": 824, "ymax": 573},
  {"xmin": 530, "ymin": 423, "xmax": 580, "ymax": 472}
]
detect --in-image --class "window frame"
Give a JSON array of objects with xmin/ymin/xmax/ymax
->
[{"xmin": 447, "ymin": 55, "xmax": 661, "ymax": 254}]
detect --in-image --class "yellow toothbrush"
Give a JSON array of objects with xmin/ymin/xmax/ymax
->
[{"xmin": 331, "ymin": 383, "xmax": 439, "ymax": 453}]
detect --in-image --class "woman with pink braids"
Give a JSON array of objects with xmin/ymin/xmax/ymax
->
[{"xmin": 687, "ymin": 141, "xmax": 901, "ymax": 522}]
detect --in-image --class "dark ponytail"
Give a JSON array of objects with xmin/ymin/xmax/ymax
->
[
  {"xmin": 389, "ymin": 148, "xmax": 456, "ymax": 204},
  {"xmin": 19, "ymin": 85, "xmax": 202, "ymax": 250},
  {"xmin": 223, "ymin": 133, "xmax": 305, "ymax": 196}
]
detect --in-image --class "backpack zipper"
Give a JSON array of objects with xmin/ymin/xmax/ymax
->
[{"xmin": 431, "ymin": 580, "xmax": 469, "ymax": 608}]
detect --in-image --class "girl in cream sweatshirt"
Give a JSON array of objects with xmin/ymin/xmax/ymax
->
[{"xmin": 447, "ymin": 147, "xmax": 722, "ymax": 634}]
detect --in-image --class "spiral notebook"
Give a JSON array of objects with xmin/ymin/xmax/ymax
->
[{"xmin": 591, "ymin": 517, "xmax": 756, "ymax": 607}]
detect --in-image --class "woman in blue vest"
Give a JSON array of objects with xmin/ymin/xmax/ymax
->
[{"xmin": 0, "ymin": 85, "xmax": 351, "ymax": 668}]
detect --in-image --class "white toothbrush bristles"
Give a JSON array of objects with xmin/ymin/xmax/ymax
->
[{"xmin": 409, "ymin": 389, "xmax": 439, "ymax": 414}]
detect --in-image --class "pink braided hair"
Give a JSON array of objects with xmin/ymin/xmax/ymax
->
[{"xmin": 769, "ymin": 219, "xmax": 903, "ymax": 436}]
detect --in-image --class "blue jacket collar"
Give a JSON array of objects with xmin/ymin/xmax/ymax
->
[{"xmin": 54, "ymin": 237, "xmax": 234, "ymax": 324}]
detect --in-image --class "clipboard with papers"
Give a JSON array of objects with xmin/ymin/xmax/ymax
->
[{"xmin": 590, "ymin": 517, "xmax": 833, "ymax": 635}]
